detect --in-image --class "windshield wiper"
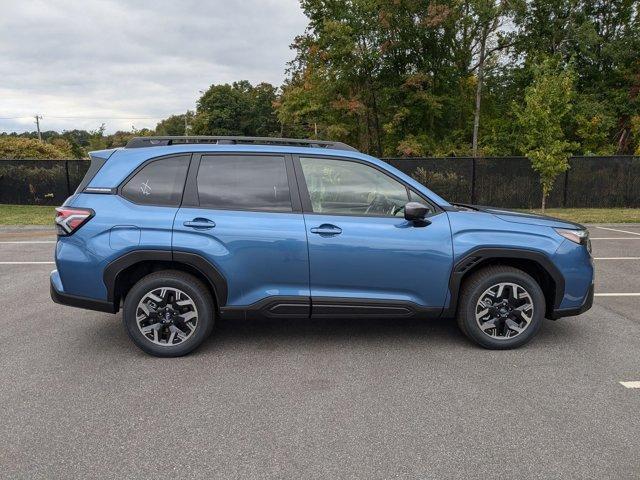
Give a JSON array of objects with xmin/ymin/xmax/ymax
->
[{"xmin": 452, "ymin": 202, "xmax": 479, "ymax": 211}]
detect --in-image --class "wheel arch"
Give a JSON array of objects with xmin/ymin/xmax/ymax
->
[
  {"xmin": 444, "ymin": 248, "xmax": 564, "ymax": 319},
  {"xmin": 103, "ymin": 250, "xmax": 228, "ymax": 312}
]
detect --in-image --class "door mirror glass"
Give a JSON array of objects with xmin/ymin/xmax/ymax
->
[{"xmin": 404, "ymin": 202, "xmax": 429, "ymax": 222}]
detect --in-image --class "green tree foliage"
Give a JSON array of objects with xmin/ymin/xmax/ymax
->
[
  {"xmin": 278, "ymin": 0, "xmax": 640, "ymax": 156},
  {"xmin": 191, "ymin": 81, "xmax": 280, "ymax": 137},
  {"xmin": 511, "ymin": 0, "xmax": 640, "ymax": 153},
  {"xmin": 155, "ymin": 111, "xmax": 195, "ymax": 135},
  {"xmin": 0, "ymin": 137, "xmax": 71, "ymax": 159},
  {"xmin": 515, "ymin": 58, "xmax": 577, "ymax": 211}
]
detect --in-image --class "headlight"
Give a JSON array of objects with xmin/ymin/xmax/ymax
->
[{"xmin": 555, "ymin": 228, "xmax": 591, "ymax": 251}]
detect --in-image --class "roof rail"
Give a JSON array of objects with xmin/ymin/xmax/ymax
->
[{"xmin": 125, "ymin": 136, "xmax": 359, "ymax": 152}]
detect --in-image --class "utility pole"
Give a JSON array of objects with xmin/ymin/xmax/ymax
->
[{"xmin": 35, "ymin": 115, "xmax": 43, "ymax": 142}]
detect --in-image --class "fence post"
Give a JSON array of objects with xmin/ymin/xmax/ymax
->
[
  {"xmin": 64, "ymin": 160, "xmax": 71, "ymax": 196},
  {"xmin": 470, "ymin": 157, "xmax": 477, "ymax": 204},
  {"xmin": 562, "ymin": 168, "xmax": 569, "ymax": 208}
]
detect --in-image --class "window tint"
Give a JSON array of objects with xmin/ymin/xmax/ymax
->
[
  {"xmin": 300, "ymin": 157, "xmax": 409, "ymax": 216},
  {"xmin": 197, "ymin": 155, "xmax": 291, "ymax": 211},
  {"xmin": 121, "ymin": 155, "xmax": 190, "ymax": 206}
]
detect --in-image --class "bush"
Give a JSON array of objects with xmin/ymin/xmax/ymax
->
[{"xmin": 0, "ymin": 137, "xmax": 71, "ymax": 159}]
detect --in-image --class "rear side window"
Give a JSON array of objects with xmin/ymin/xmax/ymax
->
[
  {"xmin": 197, "ymin": 155, "xmax": 291, "ymax": 211},
  {"xmin": 121, "ymin": 155, "xmax": 190, "ymax": 206}
]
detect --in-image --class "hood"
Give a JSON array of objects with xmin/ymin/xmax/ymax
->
[{"xmin": 452, "ymin": 204, "xmax": 585, "ymax": 230}]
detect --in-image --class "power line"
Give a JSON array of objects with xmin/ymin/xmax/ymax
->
[{"xmin": 0, "ymin": 115, "xmax": 165, "ymax": 120}]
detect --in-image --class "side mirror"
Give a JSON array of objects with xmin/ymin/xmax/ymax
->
[{"xmin": 404, "ymin": 202, "xmax": 430, "ymax": 224}]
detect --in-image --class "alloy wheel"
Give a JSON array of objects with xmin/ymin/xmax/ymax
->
[
  {"xmin": 475, "ymin": 282, "xmax": 534, "ymax": 340},
  {"xmin": 135, "ymin": 287, "xmax": 198, "ymax": 346}
]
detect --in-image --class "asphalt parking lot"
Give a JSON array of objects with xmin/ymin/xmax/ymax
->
[{"xmin": 1, "ymin": 225, "xmax": 639, "ymax": 479}]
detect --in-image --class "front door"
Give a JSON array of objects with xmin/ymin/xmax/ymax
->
[
  {"xmin": 173, "ymin": 153, "xmax": 309, "ymax": 313},
  {"xmin": 295, "ymin": 155, "xmax": 452, "ymax": 317}
]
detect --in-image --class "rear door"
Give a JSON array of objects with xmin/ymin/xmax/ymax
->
[
  {"xmin": 294, "ymin": 155, "xmax": 453, "ymax": 317},
  {"xmin": 173, "ymin": 153, "xmax": 310, "ymax": 313}
]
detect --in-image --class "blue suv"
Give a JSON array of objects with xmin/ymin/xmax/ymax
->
[{"xmin": 51, "ymin": 136, "xmax": 594, "ymax": 356}]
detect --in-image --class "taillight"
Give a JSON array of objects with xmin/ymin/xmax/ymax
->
[{"xmin": 55, "ymin": 207, "xmax": 94, "ymax": 236}]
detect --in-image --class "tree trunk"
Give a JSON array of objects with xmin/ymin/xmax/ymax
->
[
  {"xmin": 472, "ymin": 28, "xmax": 487, "ymax": 158},
  {"xmin": 541, "ymin": 192, "xmax": 546, "ymax": 212},
  {"xmin": 369, "ymin": 86, "xmax": 383, "ymax": 157}
]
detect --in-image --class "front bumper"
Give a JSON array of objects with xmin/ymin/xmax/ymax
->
[
  {"xmin": 50, "ymin": 270, "xmax": 116, "ymax": 313},
  {"xmin": 548, "ymin": 283, "xmax": 594, "ymax": 320}
]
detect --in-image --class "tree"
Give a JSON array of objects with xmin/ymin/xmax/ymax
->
[
  {"xmin": 155, "ymin": 111, "xmax": 195, "ymax": 135},
  {"xmin": 191, "ymin": 81, "xmax": 280, "ymax": 137},
  {"xmin": 279, "ymin": 0, "xmax": 391, "ymax": 154},
  {"xmin": 87, "ymin": 124, "xmax": 107, "ymax": 151},
  {"xmin": 515, "ymin": 57, "xmax": 577, "ymax": 211},
  {"xmin": 466, "ymin": 0, "xmax": 513, "ymax": 158}
]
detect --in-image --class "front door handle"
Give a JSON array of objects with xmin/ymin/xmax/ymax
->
[
  {"xmin": 310, "ymin": 224, "xmax": 342, "ymax": 236},
  {"xmin": 183, "ymin": 218, "xmax": 216, "ymax": 230}
]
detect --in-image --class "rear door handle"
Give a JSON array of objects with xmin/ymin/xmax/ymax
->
[
  {"xmin": 310, "ymin": 224, "xmax": 342, "ymax": 236},
  {"xmin": 183, "ymin": 218, "xmax": 216, "ymax": 230}
]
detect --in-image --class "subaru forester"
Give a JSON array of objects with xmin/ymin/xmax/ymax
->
[{"xmin": 51, "ymin": 136, "xmax": 594, "ymax": 356}]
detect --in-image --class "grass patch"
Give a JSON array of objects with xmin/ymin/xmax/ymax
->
[
  {"xmin": 0, "ymin": 204, "xmax": 55, "ymax": 225},
  {"xmin": 520, "ymin": 208, "xmax": 640, "ymax": 224}
]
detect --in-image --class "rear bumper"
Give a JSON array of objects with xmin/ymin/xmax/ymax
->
[
  {"xmin": 548, "ymin": 283, "xmax": 594, "ymax": 320},
  {"xmin": 50, "ymin": 270, "xmax": 116, "ymax": 313}
]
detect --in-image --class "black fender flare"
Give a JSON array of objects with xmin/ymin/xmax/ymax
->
[
  {"xmin": 103, "ymin": 249, "xmax": 228, "ymax": 309},
  {"xmin": 443, "ymin": 247, "xmax": 564, "ymax": 318}
]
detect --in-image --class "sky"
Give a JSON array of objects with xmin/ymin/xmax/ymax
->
[{"xmin": 0, "ymin": 0, "xmax": 308, "ymax": 134}]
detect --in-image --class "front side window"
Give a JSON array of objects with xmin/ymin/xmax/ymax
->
[
  {"xmin": 300, "ymin": 157, "xmax": 409, "ymax": 216},
  {"xmin": 121, "ymin": 155, "xmax": 190, "ymax": 206},
  {"xmin": 197, "ymin": 155, "xmax": 291, "ymax": 211}
]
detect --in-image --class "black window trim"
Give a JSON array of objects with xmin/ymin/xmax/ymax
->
[
  {"xmin": 292, "ymin": 154, "xmax": 442, "ymax": 218},
  {"xmin": 181, "ymin": 152, "xmax": 302, "ymax": 214},
  {"xmin": 117, "ymin": 153, "xmax": 193, "ymax": 208}
]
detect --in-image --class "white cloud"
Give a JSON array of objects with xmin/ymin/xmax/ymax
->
[{"xmin": 0, "ymin": 0, "xmax": 307, "ymax": 133}]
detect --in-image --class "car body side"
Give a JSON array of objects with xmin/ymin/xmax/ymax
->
[{"xmin": 50, "ymin": 144, "xmax": 594, "ymax": 321}]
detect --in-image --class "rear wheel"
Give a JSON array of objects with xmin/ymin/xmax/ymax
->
[
  {"xmin": 457, "ymin": 266, "xmax": 545, "ymax": 349},
  {"xmin": 123, "ymin": 271, "xmax": 214, "ymax": 357}
]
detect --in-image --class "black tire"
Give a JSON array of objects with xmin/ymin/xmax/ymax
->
[
  {"xmin": 123, "ymin": 270, "xmax": 214, "ymax": 357},
  {"xmin": 456, "ymin": 265, "xmax": 545, "ymax": 349}
]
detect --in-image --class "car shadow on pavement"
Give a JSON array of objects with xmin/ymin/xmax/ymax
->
[
  {"xmin": 201, "ymin": 315, "xmax": 470, "ymax": 351},
  {"xmin": 77, "ymin": 312, "xmax": 579, "ymax": 357}
]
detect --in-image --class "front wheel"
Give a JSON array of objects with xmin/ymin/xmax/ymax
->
[
  {"xmin": 123, "ymin": 271, "xmax": 214, "ymax": 357},
  {"xmin": 457, "ymin": 266, "xmax": 545, "ymax": 349}
]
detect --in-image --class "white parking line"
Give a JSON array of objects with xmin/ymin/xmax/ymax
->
[
  {"xmin": 593, "ymin": 257, "xmax": 640, "ymax": 260},
  {"xmin": 0, "ymin": 241, "xmax": 56, "ymax": 244},
  {"xmin": 0, "ymin": 261, "xmax": 55, "ymax": 265},
  {"xmin": 595, "ymin": 293, "xmax": 640, "ymax": 297},
  {"xmin": 596, "ymin": 226, "xmax": 640, "ymax": 236},
  {"xmin": 590, "ymin": 237, "xmax": 640, "ymax": 240},
  {"xmin": 620, "ymin": 381, "xmax": 640, "ymax": 389}
]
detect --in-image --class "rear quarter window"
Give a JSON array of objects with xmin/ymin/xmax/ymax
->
[
  {"xmin": 121, "ymin": 155, "xmax": 190, "ymax": 206},
  {"xmin": 75, "ymin": 155, "xmax": 107, "ymax": 193}
]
